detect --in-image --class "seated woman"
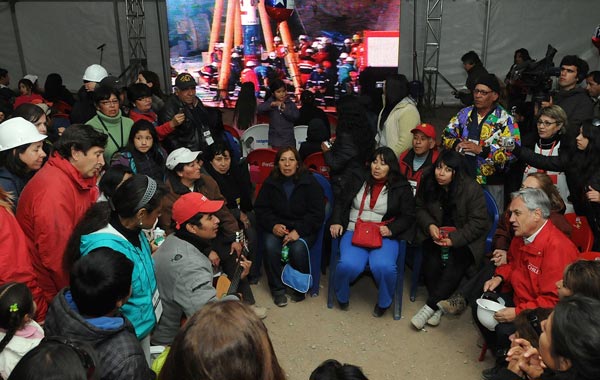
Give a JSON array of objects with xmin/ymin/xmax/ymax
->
[
  {"xmin": 299, "ymin": 118, "xmax": 330, "ymax": 161},
  {"xmin": 111, "ymin": 120, "xmax": 167, "ymax": 182},
  {"xmin": 556, "ymin": 259, "xmax": 600, "ymax": 300},
  {"xmin": 158, "ymin": 301, "xmax": 285, "ymax": 380},
  {"xmin": 13, "ymin": 78, "xmax": 43, "ymax": 109},
  {"xmin": 255, "ymin": 147, "xmax": 325, "ymax": 307},
  {"xmin": 329, "ymin": 146, "xmax": 415, "ymax": 317},
  {"xmin": 411, "ymin": 150, "xmax": 490, "ymax": 330},
  {"xmin": 503, "ymin": 295, "xmax": 600, "ymax": 380}
]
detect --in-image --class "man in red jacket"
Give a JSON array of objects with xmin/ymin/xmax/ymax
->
[
  {"xmin": 16, "ymin": 124, "xmax": 107, "ymax": 307},
  {"xmin": 477, "ymin": 188, "xmax": 578, "ymax": 379}
]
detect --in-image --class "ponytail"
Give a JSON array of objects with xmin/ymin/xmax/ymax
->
[{"xmin": 0, "ymin": 283, "xmax": 34, "ymax": 353}]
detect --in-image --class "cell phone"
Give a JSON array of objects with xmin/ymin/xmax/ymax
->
[
  {"xmin": 323, "ymin": 140, "xmax": 332, "ymax": 149},
  {"xmin": 178, "ymin": 107, "xmax": 184, "ymax": 114}
]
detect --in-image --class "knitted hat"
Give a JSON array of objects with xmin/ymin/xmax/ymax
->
[{"xmin": 475, "ymin": 73, "xmax": 500, "ymax": 93}]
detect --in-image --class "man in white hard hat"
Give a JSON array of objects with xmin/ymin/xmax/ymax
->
[{"xmin": 71, "ymin": 64, "xmax": 109, "ymax": 124}]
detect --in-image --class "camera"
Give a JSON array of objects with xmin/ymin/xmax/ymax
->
[
  {"xmin": 323, "ymin": 140, "xmax": 333, "ymax": 149},
  {"xmin": 512, "ymin": 44, "xmax": 560, "ymax": 104},
  {"xmin": 500, "ymin": 136, "xmax": 516, "ymax": 151}
]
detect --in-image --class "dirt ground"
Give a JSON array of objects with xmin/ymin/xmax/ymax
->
[{"xmin": 250, "ymin": 271, "xmax": 495, "ymax": 380}]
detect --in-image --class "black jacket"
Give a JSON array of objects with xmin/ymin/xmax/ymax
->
[
  {"xmin": 330, "ymin": 169, "xmax": 416, "ymax": 242},
  {"xmin": 70, "ymin": 86, "xmax": 97, "ymax": 124},
  {"xmin": 554, "ymin": 87, "xmax": 594, "ymax": 132},
  {"xmin": 255, "ymin": 171, "xmax": 325, "ymax": 238},
  {"xmin": 323, "ymin": 130, "xmax": 368, "ymax": 198},
  {"xmin": 158, "ymin": 95, "xmax": 224, "ymax": 153},
  {"xmin": 45, "ymin": 289, "xmax": 155, "ymax": 380},
  {"xmin": 204, "ymin": 161, "xmax": 254, "ymax": 214}
]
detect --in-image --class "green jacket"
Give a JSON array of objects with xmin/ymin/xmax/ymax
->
[{"xmin": 86, "ymin": 110, "xmax": 134, "ymax": 162}]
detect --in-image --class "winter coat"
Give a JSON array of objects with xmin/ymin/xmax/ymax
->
[
  {"xmin": 553, "ymin": 87, "xmax": 594, "ymax": 131},
  {"xmin": 79, "ymin": 225, "xmax": 157, "ymax": 340},
  {"xmin": 330, "ymin": 169, "xmax": 416, "ymax": 242},
  {"xmin": 111, "ymin": 149, "xmax": 166, "ymax": 183},
  {"xmin": 45, "ymin": 289, "xmax": 155, "ymax": 380},
  {"xmin": 255, "ymin": 171, "xmax": 325, "ymax": 238},
  {"xmin": 152, "ymin": 235, "xmax": 238, "ymax": 345},
  {"xmin": 203, "ymin": 162, "xmax": 253, "ymax": 214},
  {"xmin": 0, "ymin": 204, "xmax": 48, "ymax": 321},
  {"xmin": 442, "ymin": 104, "xmax": 520, "ymax": 184},
  {"xmin": 129, "ymin": 108, "xmax": 174, "ymax": 141},
  {"xmin": 299, "ymin": 118, "xmax": 330, "ymax": 160},
  {"xmin": 398, "ymin": 148, "xmax": 440, "ymax": 195},
  {"xmin": 0, "ymin": 321, "xmax": 43, "ymax": 379},
  {"xmin": 70, "ymin": 86, "xmax": 97, "ymax": 124},
  {"xmin": 158, "ymin": 95, "xmax": 224, "ymax": 153},
  {"xmin": 377, "ymin": 97, "xmax": 421, "ymax": 157},
  {"xmin": 16, "ymin": 153, "xmax": 99, "ymax": 304},
  {"xmin": 323, "ymin": 130, "xmax": 369, "ymax": 199},
  {"xmin": 415, "ymin": 174, "xmax": 491, "ymax": 266},
  {"xmin": 495, "ymin": 221, "xmax": 578, "ymax": 314},
  {"xmin": 159, "ymin": 172, "xmax": 239, "ymax": 239},
  {"xmin": 0, "ymin": 167, "xmax": 28, "ymax": 211},
  {"xmin": 86, "ymin": 110, "xmax": 134, "ymax": 163},
  {"xmin": 257, "ymin": 96, "xmax": 299, "ymax": 148}
]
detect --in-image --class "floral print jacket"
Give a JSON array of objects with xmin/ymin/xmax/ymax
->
[{"xmin": 442, "ymin": 105, "xmax": 520, "ymax": 184}]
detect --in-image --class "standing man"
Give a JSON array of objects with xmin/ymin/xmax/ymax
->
[
  {"xmin": 476, "ymin": 188, "xmax": 578, "ymax": 379},
  {"xmin": 159, "ymin": 73, "xmax": 224, "ymax": 154},
  {"xmin": 586, "ymin": 70, "xmax": 600, "ymax": 119},
  {"xmin": 443, "ymin": 73, "xmax": 520, "ymax": 210},
  {"xmin": 16, "ymin": 124, "xmax": 107, "ymax": 304},
  {"xmin": 71, "ymin": 64, "xmax": 109, "ymax": 124},
  {"xmin": 549, "ymin": 55, "xmax": 594, "ymax": 132},
  {"xmin": 0, "ymin": 68, "xmax": 16, "ymax": 119},
  {"xmin": 457, "ymin": 51, "xmax": 488, "ymax": 106}
]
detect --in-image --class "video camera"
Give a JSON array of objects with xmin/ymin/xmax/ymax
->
[{"xmin": 512, "ymin": 44, "xmax": 560, "ymax": 103}]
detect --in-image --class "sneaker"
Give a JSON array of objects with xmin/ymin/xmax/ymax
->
[
  {"xmin": 251, "ymin": 305, "xmax": 268, "ymax": 319},
  {"xmin": 436, "ymin": 293, "xmax": 467, "ymax": 315},
  {"xmin": 273, "ymin": 294, "xmax": 288, "ymax": 307},
  {"xmin": 290, "ymin": 291, "xmax": 306, "ymax": 303},
  {"xmin": 427, "ymin": 309, "xmax": 443, "ymax": 326},
  {"xmin": 372, "ymin": 304, "xmax": 388, "ymax": 318},
  {"xmin": 411, "ymin": 304, "xmax": 435, "ymax": 330},
  {"xmin": 338, "ymin": 300, "xmax": 349, "ymax": 311},
  {"xmin": 481, "ymin": 365, "xmax": 500, "ymax": 380}
]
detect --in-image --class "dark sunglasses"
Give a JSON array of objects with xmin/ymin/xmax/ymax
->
[{"xmin": 44, "ymin": 337, "xmax": 96, "ymax": 379}]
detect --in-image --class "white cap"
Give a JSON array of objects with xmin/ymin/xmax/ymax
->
[
  {"xmin": 246, "ymin": 60, "xmax": 257, "ymax": 67},
  {"xmin": 166, "ymin": 147, "xmax": 202, "ymax": 170},
  {"xmin": 345, "ymin": 56, "xmax": 355, "ymax": 62},
  {"xmin": 0, "ymin": 117, "xmax": 47, "ymax": 151},
  {"xmin": 299, "ymin": 35, "xmax": 308, "ymax": 41},
  {"xmin": 82, "ymin": 64, "xmax": 108, "ymax": 82},
  {"xmin": 231, "ymin": 52, "xmax": 240, "ymax": 58},
  {"xmin": 23, "ymin": 74, "xmax": 38, "ymax": 84},
  {"xmin": 344, "ymin": 38, "xmax": 352, "ymax": 44}
]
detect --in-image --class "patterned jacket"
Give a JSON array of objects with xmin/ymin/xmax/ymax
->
[{"xmin": 442, "ymin": 104, "xmax": 520, "ymax": 184}]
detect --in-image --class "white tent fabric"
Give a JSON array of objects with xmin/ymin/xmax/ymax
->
[
  {"xmin": 0, "ymin": 0, "xmax": 598, "ymax": 102},
  {"xmin": 399, "ymin": 0, "xmax": 600, "ymax": 104}
]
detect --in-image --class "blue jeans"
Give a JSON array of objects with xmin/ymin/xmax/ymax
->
[
  {"xmin": 263, "ymin": 233, "xmax": 315, "ymax": 296},
  {"xmin": 334, "ymin": 230, "xmax": 399, "ymax": 308}
]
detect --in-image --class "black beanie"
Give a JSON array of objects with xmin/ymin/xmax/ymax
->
[{"xmin": 476, "ymin": 73, "xmax": 500, "ymax": 93}]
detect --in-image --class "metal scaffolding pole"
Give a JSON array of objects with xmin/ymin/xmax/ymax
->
[
  {"xmin": 125, "ymin": 0, "xmax": 148, "ymax": 84},
  {"xmin": 421, "ymin": 0, "xmax": 444, "ymax": 109}
]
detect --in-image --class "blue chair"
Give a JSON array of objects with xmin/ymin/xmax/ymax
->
[
  {"xmin": 327, "ymin": 236, "xmax": 407, "ymax": 320},
  {"xmin": 409, "ymin": 188, "xmax": 499, "ymax": 301}
]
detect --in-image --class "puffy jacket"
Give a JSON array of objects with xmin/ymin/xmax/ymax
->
[
  {"xmin": 257, "ymin": 96, "xmax": 299, "ymax": 148},
  {"xmin": 158, "ymin": 95, "xmax": 224, "ymax": 153},
  {"xmin": 323, "ymin": 130, "xmax": 371, "ymax": 199},
  {"xmin": 86, "ymin": 111, "xmax": 134, "ymax": 163},
  {"xmin": 79, "ymin": 225, "xmax": 157, "ymax": 339},
  {"xmin": 45, "ymin": 289, "xmax": 155, "ymax": 380},
  {"xmin": 255, "ymin": 171, "xmax": 324, "ymax": 238},
  {"xmin": 495, "ymin": 221, "xmax": 578, "ymax": 314},
  {"xmin": 16, "ymin": 153, "xmax": 99, "ymax": 304},
  {"xmin": 0, "ymin": 321, "xmax": 43, "ymax": 379}
]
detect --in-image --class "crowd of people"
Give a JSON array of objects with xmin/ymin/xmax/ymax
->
[{"xmin": 0, "ymin": 43, "xmax": 599, "ymax": 380}]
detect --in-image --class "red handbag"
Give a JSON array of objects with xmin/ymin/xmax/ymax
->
[{"xmin": 351, "ymin": 187, "xmax": 392, "ymax": 249}]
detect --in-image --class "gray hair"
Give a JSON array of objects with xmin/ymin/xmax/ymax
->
[{"xmin": 511, "ymin": 188, "xmax": 551, "ymax": 218}]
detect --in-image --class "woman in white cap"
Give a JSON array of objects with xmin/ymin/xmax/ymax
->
[{"xmin": 0, "ymin": 117, "xmax": 47, "ymax": 209}]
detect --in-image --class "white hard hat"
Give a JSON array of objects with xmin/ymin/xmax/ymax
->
[
  {"xmin": 339, "ymin": 52, "xmax": 349, "ymax": 60},
  {"xmin": 274, "ymin": 36, "xmax": 281, "ymax": 42},
  {"xmin": 305, "ymin": 48, "xmax": 314, "ymax": 54},
  {"xmin": 0, "ymin": 117, "xmax": 47, "ymax": 151},
  {"xmin": 299, "ymin": 35, "xmax": 308, "ymax": 41},
  {"xmin": 268, "ymin": 52, "xmax": 277, "ymax": 60},
  {"xmin": 345, "ymin": 56, "xmax": 355, "ymax": 62},
  {"xmin": 246, "ymin": 61, "xmax": 257, "ymax": 67},
  {"xmin": 311, "ymin": 41, "xmax": 319, "ymax": 49},
  {"xmin": 82, "ymin": 64, "xmax": 108, "ymax": 82},
  {"xmin": 344, "ymin": 38, "xmax": 352, "ymax": 44},
  {"xmin": 231, "ymin": 52, "xmax": 240, "ymax": 58}
]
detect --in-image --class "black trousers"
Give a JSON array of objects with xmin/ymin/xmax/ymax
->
[
  {"xmin": 458, "ymin": 260, "xmax": 497, "ymax": 305},
  {"xmin": 422, "ymin": 239, "xmax": 474, "ymax": 310}
]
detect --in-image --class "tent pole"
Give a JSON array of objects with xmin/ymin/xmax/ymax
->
[
  {"xmin": 9, "ymin": 1, "xmax": 26, "ymax": 75},
  {"xmin": 155, "ymin": 0, "xmax": 170, "ymax": 94},
  {"xmin": 113, "ymin": 0, "xmax": 126, "ymax": 72},
  {"xmin": 482, "ymin": 0, "xmax": 491, "ymax": 67}
]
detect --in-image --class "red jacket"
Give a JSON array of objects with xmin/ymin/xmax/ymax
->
[
  {"xmin": 399, "ymin": 148, "xmax": 439, "ymax": 194},
  {"xmin": 0, "ymin": 205, "xmax": 48, "ymax": 322},
  {"xmin": 16, "ymin": 153, "xmax": 99, "ymax": 304},
  {"xmin": 129, "ymin": 109, "xmax": 174, "ymax": 141},
  {"xmin": 495, "ymin": 220, "xmax": 578, "ymax": 314}
]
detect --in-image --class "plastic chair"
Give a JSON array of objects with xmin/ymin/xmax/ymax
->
[
  {"xmin": 409, "ymin": 188, "xmax": 499, "ymax": 302},
  {"xmin": 223, "ymin": 124, "xmax": 242, "ymax": 140},
  {"xmin": 310, "ymin": 173, "xmax": 333, "ymax": 296},
  {"xmin": 294, "ymin": 125, "xmax": 308, "ymax": 151},
  {"xmin": 246, "ymin": 148, "xmax": 277, "ymax": 198},
  {"xmin": 327, "ymin": 237, "xmax": 407, "ymax": 320},
  {"xmin": 223, "ymin": 131, "xmax": 242, "ymax": 163},
  {"xmin": 564, "ymin": 213, "xmax": 594, "ymax": 252},
  {"xmin": 326, "ymin": 113, "xmax": 338, "ymax": 131},
  {"xmin": 241, "ymin": 124, "xmax": 270, "ymax": 157},
  {"xmin": 304, "ymin": 152, "xmax": 330, "ymax": 179}
]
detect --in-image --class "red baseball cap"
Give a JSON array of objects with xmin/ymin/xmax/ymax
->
[
  {"xmin": 410, "ymin": 123, "xmax": 436, "ymax": 139},
  {"xmin": 172, "ymin": 192, "xmax": 224, "ymax": 230}
]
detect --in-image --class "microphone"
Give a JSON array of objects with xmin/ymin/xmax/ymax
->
[{"xmin": 97, "ymin": 43, "xmax": 106, "ymax": 50}]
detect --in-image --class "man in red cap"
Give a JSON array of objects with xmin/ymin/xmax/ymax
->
[
  {"xmin": 152, "ymin": 192, "xmax": 265, "ymax": 345},
  {"xmin": 399, "ymin": 123, "xmax": 439, "ymax": 196}
]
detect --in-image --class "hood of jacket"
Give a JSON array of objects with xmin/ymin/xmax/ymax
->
[{"xmin": 45, "ymin": 152, "xmax": 99, "ymax": 193}]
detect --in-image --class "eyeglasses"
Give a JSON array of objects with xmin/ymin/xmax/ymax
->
[
  {"xmin": 473, "ymin": 89, "xmax": 493, "ymax": 96},
  {"xmin": 44, "ymin": 337, "xmax": 96, "ymax": 379},
  {"xmin": 99, "ymin": 99, "xmax": 119, "ymax": 106},
  {"xmin": 537, "ymin": 120, "xmax": 557, "ymax": 127}
]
